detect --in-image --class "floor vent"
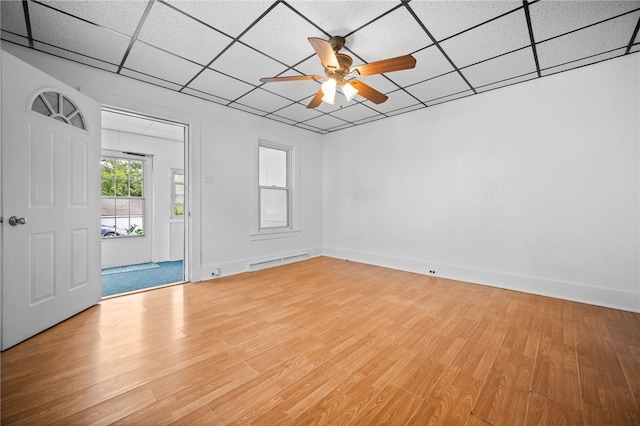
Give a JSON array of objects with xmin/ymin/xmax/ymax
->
[{"xmin": 249, "ymin": 253, "xmax": 309, "ymax": 272}]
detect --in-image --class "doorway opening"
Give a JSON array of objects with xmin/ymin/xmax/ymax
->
[{"xmin": 100, "ymin": 108, "xmax": 187, "ymax": 297}]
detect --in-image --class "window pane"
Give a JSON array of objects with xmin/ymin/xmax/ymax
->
[
  {"xmin": 175, "ymin": 183, "xmax": 184, "ymax": 195},
  {"xmin": 173, "ymin": 205, "xmax": 184, "ymax": 216},
  {"xmin": 175, "ymin": 194, "xmax": 184, "ymax": 205},
  {"xmin": 43, "ymin": 92, "xmax": 59, "ymax": 113},
  {"xmin": 115, "ymin": 178, "xmax": 129, "ymax": 196},
  {"xmin": 62, "ymin": 97, "xmax": 76, "ymax": 116},
  {"xmin": 69, "ymin": 113, "xmax": 85, "ymax": 130},
  {"xmin": 259, "ymin": 146, "xmax": 287, "ymax": 187},
  {"xmin": 174, "ymin": 174, "xmax": 184, "ymax": 183},
  {"xmin": 32, "ymin": 96, "xmax": 51, "ymax": 116},
  {"xmin": 260, "ymin": 188, "xmax": 288, "ymax": 228},
  {"xmin": 130, "ymin": 178, "xmax": 143, "ymax": 197}
]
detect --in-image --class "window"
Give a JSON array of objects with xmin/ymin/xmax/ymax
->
[
  {"xmin": 100, "ymin": 156, "xmax": 145, "ymax": 238},
  {"xmin": 172, "ymin": 170, "xmax": 185, "ymax": 217},
  {"xmin": 31, "ymin": 91, "xmax": 86, "ymax": 130},
  {"xmin": 259, "ymin": 143, "xmax": 290, "ymax": 229}
]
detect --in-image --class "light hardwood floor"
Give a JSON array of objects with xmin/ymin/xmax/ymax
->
[{"xmin": 2, "ymin": 256, "xmax": 639, "ymax": 425}]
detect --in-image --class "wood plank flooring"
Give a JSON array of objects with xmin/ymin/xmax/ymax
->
[{"xmin": 2, "ymin": 256, "xmax": 640, "ymax": 425}]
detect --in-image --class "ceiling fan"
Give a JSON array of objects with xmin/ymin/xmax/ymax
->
[{"xmin": 260, "ymin": 36, "xmax": 417, "ymax": 109}]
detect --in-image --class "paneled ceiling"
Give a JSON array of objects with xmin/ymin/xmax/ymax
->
[{"xmin": 2, "ymin": 0, "xmax": 639, "ymax": 134}]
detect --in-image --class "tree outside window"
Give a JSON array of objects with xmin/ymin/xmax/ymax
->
[{"xmin": 101, "ymin": 157, "xmax": 145, "ymax": 238}]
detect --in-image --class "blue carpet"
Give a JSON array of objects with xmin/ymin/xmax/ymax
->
[
  {"xmin": 102, "ymin": 260, "xmax": 184, "ymax": 297},
  {"xmin": 102, "ymin": 262, "xmax": 159, "ymax": 275}
]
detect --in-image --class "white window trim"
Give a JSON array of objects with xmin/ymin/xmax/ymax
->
[{"xmin": 250, "ymin": 136, "xmax": 300, "ymax": 240}]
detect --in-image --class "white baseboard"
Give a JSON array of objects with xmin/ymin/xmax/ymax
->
[
  {"xmin": 323, "ymin": 247, "xmax": 640, "ymax": 313},
  {"xmin": 200, "ymin": 246, "xmax": 323, "ymax": 281}
]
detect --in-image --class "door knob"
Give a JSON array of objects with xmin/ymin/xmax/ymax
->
[{"xmin": 8, "ymin": 216, "xmax": 27, "ymax": 226}]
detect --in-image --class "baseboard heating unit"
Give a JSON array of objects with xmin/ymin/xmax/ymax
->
[{"xmin": 248, "ymin": 253, "xmax": 309, "ymax": 272}]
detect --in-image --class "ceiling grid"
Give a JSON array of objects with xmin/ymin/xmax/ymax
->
[{"xmin": 1, "ymin": 0, "xmax": 638, "ymax": 134}]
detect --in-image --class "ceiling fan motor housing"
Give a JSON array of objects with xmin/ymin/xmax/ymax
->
[{"xmin": 325, "ymin": 53, "xmax": 353, "ymax": 82}]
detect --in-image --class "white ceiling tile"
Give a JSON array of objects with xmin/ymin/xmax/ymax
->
[
  {"xmin": 529, "ymin": 1, "xmax": 640, "ymax": 42},
  {"xmin": 1, "ymin": 0, "xmax": 27, "ymax": 36},
  {"xmin": 33, "ymin": 41, "xmax": 119, "ymax": 72},
  {"xmin": 541, "ymin": 47, "xmax": 628, "ymax": 76},
  {"xmin": 439, "ymin": 8, "xmax": 531, "ymax": 68},
  {"xmin": 37, "ymin": 0, "xmax": 149, "ymax": 36},
  {"xmin": 405, "ymin": 71, "xmax": 471, "ymax": 103},
  {"xmin": 186, "ymin": 68, "xmax": 254, "ymax": 102},
  {"xmin": 476, "ymin": 71, "xmax": 538, "ymax": 93},
  {"xmin": 461, "ymin": 47, "xmax": 537, "ymax": 88},
  {"xmin": 351, "ymin": 74, "xmax": 399, "ymax": 95},
  {"xmin": 347, "ymin": 7, "xmax": 429, "ymax": 63},
  {"xmin": 233, "ymin": 88, "xmax": 293, "ymax": 113},
  {"xmin": 536, "ymin": 11, "xmax": 639, "ymax": 69},
  {"xmin": 164, "ymin": 0, "xmax": 271, "ymax": 38},
  {"xmin": 409, "ymin": 1, "xmax": 522, "ymax": 41},
  {"xmin": 327, "ymin": 103, "xmax": 379, "ymax": 123},
  {"xmin": 120, "ymin": 68, "xmax": 184, "ymax": 91},
  {"xmin": 211, "ymin": 42, "xmax": 288, "ymax": 86},
  {"xmin": 262, "ymin": 78, "xmax": 322, "ymax": 103},
  {"xmin": 124, "ymin": 42, "xmax": 203, "ymax": 86},
  {"xmin": 385, "ymin": 45, "xmax": 454, "ymax": 87},
  {"xmin": 137, "ymin": 1, "xmax": 232, "ymax": 66},
  {"xmin": 293, "ymin": 55, "xmax": 327, "ymax": 77},
  {"xmin": 631, "ymin": 44, "xmax": 640, "ymax": 53},
  {"xmin": 272, "ymin": 103, "xmax": 323, "ymax": 123},
  {"xmin": 367, "ymin": 89, "xmax": 421, "ymax": 114},
  {"xmin": 303, "ymin": 114, "xmax": 349, "ymax": 130},
  {"xmin": 286, "ymin": 1, "xmax": 399, "ymax": 37},
  {"xmin": 29, "ymin": 1, "xmax": 131, "ymax": 65},
  {"xmin": 240, "ymin": 3, "xmax": 324, "ymax": 65}
]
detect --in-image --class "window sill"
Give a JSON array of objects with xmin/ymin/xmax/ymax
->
[{"xmin": 250, "ymin": 229, "xmax": 300, "ymax": 241}]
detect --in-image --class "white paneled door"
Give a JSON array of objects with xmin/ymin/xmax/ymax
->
[{"xmin": 1, "ymin": 51, "xmax": 102, "ymax": 350}]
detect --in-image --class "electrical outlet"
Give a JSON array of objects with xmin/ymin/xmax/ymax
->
[{"xmin": 204, "ymin": 174, "xmax": 214, "ymax": 184}]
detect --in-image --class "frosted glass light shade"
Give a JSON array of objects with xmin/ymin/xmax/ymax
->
[
  {"xmin": 321, "ymin": 78, "xmax": 336, "ymax": 104},
  {"xmin": 342, "ymin": 82, "xmax": 358, "ymax": 102}
]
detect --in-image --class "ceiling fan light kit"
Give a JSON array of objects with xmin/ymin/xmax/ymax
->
[{"xmin": 260, "ymin": 35, "xmax": 417, "ymax": 109}]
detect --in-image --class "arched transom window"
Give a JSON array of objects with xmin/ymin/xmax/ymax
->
[{"xmin": 31, "ymin": 91, "xmax": 86, "ymax": 130}]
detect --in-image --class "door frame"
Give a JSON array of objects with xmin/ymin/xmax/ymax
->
[
  {"xmin": 79, "ymin": 86, "xmax": 201, "ymax": 284},
  {"xmin": 100, "ymin": 106, "xmax": 191, "ymax": 285}
]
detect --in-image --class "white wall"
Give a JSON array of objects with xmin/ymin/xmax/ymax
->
[
  {"xmin": 323, "ymin": 54, "xmax": 640, "ymax": 312},
  {"xmin": 2, "ymin": 43, "xmax": 324, "ymax": 281},
  {"xmin": 101, "ymin": 129, "xmax": 184, "ymax": 268},
  {"xmin": 4, "ymin": 42, "xmax": 638, "ymax": 312}
]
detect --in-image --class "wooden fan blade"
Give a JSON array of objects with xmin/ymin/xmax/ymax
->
[
  {"xmin": 260, "ymin": 75, "xmax": 321, "ymax": 83},
  {"xmin": 306, "ymin": 89, "xmax": 324, "ymax": 109},
  {"xmin": 352, "ymin": 54, "xmax": 416, "ymax": 77},
  {"xmin": 308, "ymin": 37, "xmax": 339, "ymax": 69},
  {"xmin": 348, "ymin": 80, "xmax": 388, "ymax": 104}
]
